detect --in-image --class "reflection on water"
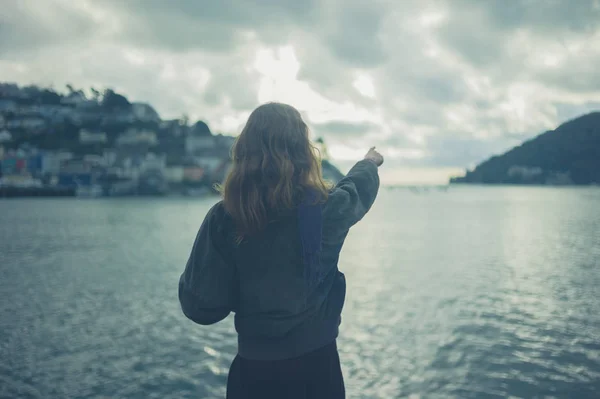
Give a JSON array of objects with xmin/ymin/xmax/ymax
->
[{"xmin": 1, "ymin": 187, "xmax": 599, "ymax": 398}]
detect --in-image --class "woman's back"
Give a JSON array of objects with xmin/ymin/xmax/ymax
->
[
  {"xmin": 180, "ymin": 159, "xmax": 379, "ymax": 360},
  {"xmin": 178, "ymin": 102, "xmax": 383, "ymax": 398}
]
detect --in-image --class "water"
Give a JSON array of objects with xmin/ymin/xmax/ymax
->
[{"xmin": 1, "ymin": 187, "xmax": 599, "ymax": 399}]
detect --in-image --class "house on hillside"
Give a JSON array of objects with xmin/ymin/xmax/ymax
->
[
  {"xmin": 57, "ymin": 158, "xmax": 104, "ymax": 195},
  {"xmin": 189, "ymin": 154, "xmax": 223, "ymax": 173},
  {"xmin": 82, "ymin": 154, "xmax": 106, "ymax": 165},
  {"xmin": 30, "ymin": 104, "xmax": 63, "ymax": 117},
  {"xmin": 79, "ymin": 129, "xmax": 108, "ymax": 144},
  {"xmin": 116, "ymin": 128, "xmax": 158, "ymax": 147},
  {"xmin": 6, "ymin": 116, "xmax": 46, "ymax": 130},
  {"xmin": 42, "ymin": 151, "xmax": 73, "ymax": 175},
  {"xmin": 112, "ymin": 151, "xmax": 166, "ymax": 180},
  {"xmin": 140, "ymin": 152, "xmax": 166, "ymax": 172},
  {"xmin": 0, "ymin": 129, "xmax": 11, "ymax": 143},
  {"xmin": 27, "ymin": 104, "xmax": 73, "ymax": 125},
  {"xmin": 183, "ymin": 165, "xmax": 205, "ymax": 183},
  {"xmin": 160, "ymin": 119, "xmax": 187, "ymax": 136},
  {"xmin": 165, "ymin": 165, "xmax": 184, "ymax": 183},
  {"xmin": 0, "ymin": 99, "xmax": 17, "ymax": 113},
  {"xmin": 1, "ymin": 150, "xmax": 37, "ymax": 177},
  {"xmin": 507, "ymin": 165, "xmax": 543, "ymax": 181},
  {"xmin": 103, "ymin": 111, "xmax": 136, "ymax": 125},
  {"xmin": 58, "ymin": 158, "xmax": 97, "ymax": 174},
  {"xmin": 185, "ymin": 134, "xmax": 216, "ymax": 154},
  {"xmin": 184, "ymin": 132, "xmax": 235, "ymax": 182}
]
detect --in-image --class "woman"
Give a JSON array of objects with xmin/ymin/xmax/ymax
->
[{"xmin": 178, "ymin": 103, "xmax": 383, "ymax": 398}]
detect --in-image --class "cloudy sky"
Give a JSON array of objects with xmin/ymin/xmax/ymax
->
[{"xmin": 2, "ymin": 0, "xmax": 600, "ymax": 183}]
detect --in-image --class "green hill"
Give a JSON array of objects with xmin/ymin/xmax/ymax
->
[{"xmin": 450, "ymin": 112, "xmax": 600, "ymax": 185}]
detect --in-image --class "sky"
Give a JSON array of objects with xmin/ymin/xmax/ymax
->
[{"xmin": 1, "ymin": 0, "xmax": 600, "ymax": 184}]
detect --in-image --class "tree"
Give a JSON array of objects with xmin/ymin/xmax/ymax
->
[
  {"xmin": 102, "ymin": 89, "xmax": 131, "ymax": 110},
  {"xmin": 64, "ymin": 84, "xmax": 86, "ymax": 101},
  {"xmin": 179, "ymin": 114, "xmax": 189, "ymax": 127},
  {"xmin": 39, "ymin": 89, "xmax": 61, "ymax": 105},
  {"xmin": 90, "ymin": 87, "xmax": 101, "ymax": 102},
  {"xmin": 192, "ymin": 120, "xmax": 211, "ymax": 135}
]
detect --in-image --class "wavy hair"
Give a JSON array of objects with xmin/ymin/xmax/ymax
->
[{"xmin": 220, "ymin": 102, "xmax": 330, "ymax": 239}]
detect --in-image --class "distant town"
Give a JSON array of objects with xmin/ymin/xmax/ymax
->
[{"xmin": 0, "ymin": 82, "xmax": 342, "ymax": 198}]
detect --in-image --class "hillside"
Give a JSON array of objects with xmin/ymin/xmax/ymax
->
[
  {"xmin": 0, "ymin": 82, "xmax": 345, "ymax": 196},
  {"xmin": 450, "ymin": 112, "xmax": 600, "ymax": 185}
]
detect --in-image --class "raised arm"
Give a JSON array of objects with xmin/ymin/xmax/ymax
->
[{"xmin": 323, "ymin": 147, "xmax": 383, "ymax": 233}]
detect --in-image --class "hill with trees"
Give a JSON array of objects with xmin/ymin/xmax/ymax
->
[{"xmin": 450, "ymin": 112, "xmax": 600, "ymax": 185}]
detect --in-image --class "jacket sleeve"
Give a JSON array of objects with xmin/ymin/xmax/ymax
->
[
  {"xmin": 178, "ymin": 203, "xmax": 237, "ymax": 325},
  {"xmin": 323, "ymin": 159, "xmax": 380, "ymax": 234}
]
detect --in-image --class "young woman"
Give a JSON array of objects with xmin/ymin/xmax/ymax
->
[{"xmin": 179, "ymin": 102, "xmax": 383, "ymax": 398}]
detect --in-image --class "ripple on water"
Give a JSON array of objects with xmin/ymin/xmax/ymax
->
[{"xmin": 1, "ymin": 190, "xmax": 600, "ymax": 398}]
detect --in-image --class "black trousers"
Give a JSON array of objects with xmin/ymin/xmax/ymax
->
[{"xmin": 226, "ymin": 341, "xmax": 345, "ymax": 399}]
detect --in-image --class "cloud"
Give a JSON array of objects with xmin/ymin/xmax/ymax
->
[
  {"xmin": 100, "ymin": 0, "xmax": 321, "ymax": 52},
  {"xmin": 1, "ymin": 0, "xmax": 600, "ymax": 183},
  {"xmin": 312, "ymin": 121, "xmax": 380, "ymax": 138},
  {"xmin": 0, "ymin": 0, "xmax": 99, "ymax": 54}
]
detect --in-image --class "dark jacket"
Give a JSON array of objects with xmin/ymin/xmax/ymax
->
[{"xmin": 179, "ymin": 160, "xmax": 380, "ymax": 360}]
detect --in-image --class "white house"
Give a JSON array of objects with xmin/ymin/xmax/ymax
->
[
  {"xmin": 116, "ymin": 128, "xmax": 158, "ymax": 146},
  {"xmin": 79, "ymin": 129, "xmax": 108, "ymax": 144},
  {"xmin": 185, "ymin": 134, "xmax": 216, "ymax": 154},
  {"xmin": 191, "ymin": 155, "xmax": 223, "ymax": 172},
  {"xmin": 165, "ymin": 166, "xmax": 184, "ymax": 183},
  {"xmin": 507, "ymin": 165, "xmax": 543, "ymax": 180},
  {"xmin": 0, "ymin": 129, "xmax": 11, "ymax": 143},
  {"xmin": 140, "ymin": 153, "xmax": 166, "ymax": 172},
  {"xmin": 115, "ymin": 152, "xmax": 166, "ymax": 180},
  {"xmin": 6, "ymin": 116, "xmax": 46, "ymax": 130},
  {"xmin": 59, "ymin": 159, "xmax": 94, "ymax": 174},
  {"xmin": 42, "ymin": 151, "xmax": 73, "ymax": 175},
  {"xmin": 104, "ymin": 112, "xmax": 135, "ymax": 125},
  {"xmin": 82, "ymin": 155, "xmax": 106, "ymax": 167},
  {"xmin": 0, "ymin": 175, "xmax": 42, "ymax": 188},
  {"xmin": 30, "ymin": 104, "xmax": 63, "ymax": 117},
  {"xmin": 118, "ymin": 157, "xmax": 137, "ymax": 180}
]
